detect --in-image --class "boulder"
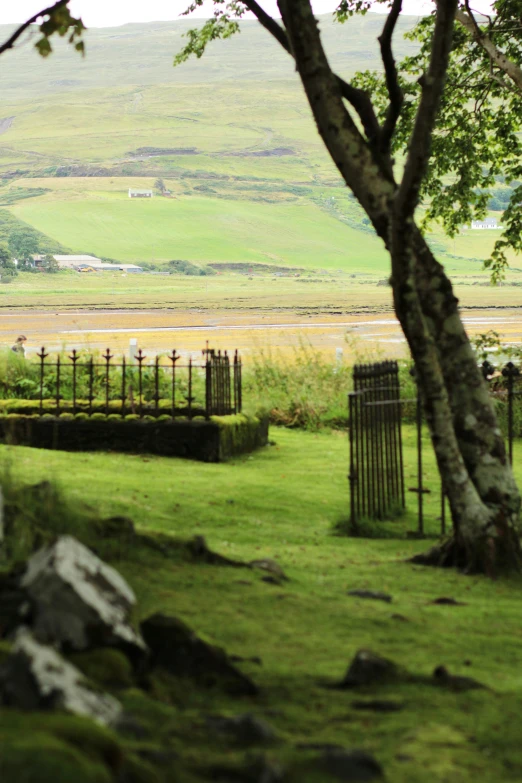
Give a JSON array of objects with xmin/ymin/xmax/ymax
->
[
  {"xmin": 141, "ymin": 613, "xmax": 258, "ymax": 695},
  {"xmin": 0, "ymin": 627, "xmax": 121, "ymax": 726},
  {"xmin": 20, "ymin": 535, "xmax": 146, "ymax": 660},
  {"xmin": 340, "ymin": 650, "xmax": 398, "ymax": 688},
  {"xmin": 249, "ymin": 559, "xmax": 289, "ymax": 582}
]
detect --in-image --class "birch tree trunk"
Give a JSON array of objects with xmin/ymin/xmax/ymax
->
[{"xmin": 276, "ymin": 0, "xmax": 521, "ymax": 573}]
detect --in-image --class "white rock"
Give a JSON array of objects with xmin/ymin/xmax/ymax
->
[
  {"xmin": 1, "ymin": 628, "xmax": 121, "ymax": 726},
  {"xmin": 21, "ymin": 535, "xmax": 146, "ymax": 654}
]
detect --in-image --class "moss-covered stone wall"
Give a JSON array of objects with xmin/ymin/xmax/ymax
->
[{"xmin": 0, "ymin": 413, "xmax": 269, "ymax": 463}]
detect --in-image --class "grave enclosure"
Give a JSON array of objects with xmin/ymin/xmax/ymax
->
[
  {"xmin": 348, "ymin": 358, "xmax": 522, "ymax": 536},
  {"xmin": 0, "ymin": 346, "xmax": 268, "ymax": 462}
]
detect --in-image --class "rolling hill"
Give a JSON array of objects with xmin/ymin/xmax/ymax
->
[{"xmin": 0, "ymin": 13, "xmax": 509, "ymax": 274}]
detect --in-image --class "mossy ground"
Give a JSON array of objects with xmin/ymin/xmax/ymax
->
[{"xmin": 1, "ymin": 427, "xmax": 522, "ymax": 782}]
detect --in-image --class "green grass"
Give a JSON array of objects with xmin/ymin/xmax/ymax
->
[
  {"xmin": 11, "ymin": 193, "xmax": 387, "ymax": 269},
  {"xmin": 2, "ymin": 427, "xmax": 522, "ymax": 781}
]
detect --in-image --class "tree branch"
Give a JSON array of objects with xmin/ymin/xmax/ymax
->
[
  {"xmin": 242, "ymin": 0, "xmax": 382, "ymax": 145},
  {"xmin": 455, "ymin": 5, "xmax": 522, "ymax": 92},
  {"xmin": 378, "ymin": 0, "xmax": 404, "ymax": 153},
  {"xmin": 0, "ymin": 0, "xmax": 68, "ymax": 56},
  {"xmin": 396, "ymin": 0, "xmax": 458, "ymax": 221}
]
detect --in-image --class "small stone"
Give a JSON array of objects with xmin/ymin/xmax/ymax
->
[
  {"xmin": 390, "ymin": 613, "xmax": 409, "ymax": 622},
  {"xmin": 0, "ymin": 628, "xmax": 121, "ymax": 726},
  {"xmin": 433, "ymin": 665, "xmax": 487, "ymax": 692},
  {"xmin": 206, "ymin": 713, "xmax": 276, "ymax": 744},
  {"xmin": 340, "ymin": 650, "xmax": 398, "ymax": 688},
  {"xmin": 249, "ymin": 559, "xmax": 289, "ymax": 582},
  {"xmin": 187, "ymin": 535, "xmax": 246, "ymax": 567},
  {"xmin": 347, "ymin": 590, "xmax": 392, "ymax": 604},
  {"xmin": 141, "ymin": 613, "xmax": 257, "ymax": 695},
  {"xmin": 261, "ymin": 575, "xmax": 282, "ymax": 585}
]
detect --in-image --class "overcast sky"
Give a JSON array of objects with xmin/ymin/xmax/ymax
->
[
  {"xmin": 0, "ymin": 0, "xmax": 496, "ymax": 27},
  {"xmin": 0, "ymin": 0, "xmax": 443, "ymax": 27}
]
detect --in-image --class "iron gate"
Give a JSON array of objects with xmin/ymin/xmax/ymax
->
[{"xmin": 348, "ymin": 361, "xmax": 405, "ymax": 524}]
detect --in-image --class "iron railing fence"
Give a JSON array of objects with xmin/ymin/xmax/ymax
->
[
  {"xmin": 32, "ymin": 345, "xmax": 242, "ymax": 419},
  {"xmin": 348, "ymin": 360, "xmax": 405, "ymax": 526},
  {"xmin": 409, "ymin": 360, "xmax": 522, "ymax": 538}
]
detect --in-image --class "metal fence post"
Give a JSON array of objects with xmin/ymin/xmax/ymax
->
[{"xmin": 502, "ymin": 361, "xmax": 519, "ymax": 465}]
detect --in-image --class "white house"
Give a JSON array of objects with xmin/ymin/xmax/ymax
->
[
  {"xmin": 471, "ymin": 218, "xmax": 499, "ymax": 229},
  {"xmin": 128, "ymin": 188, "xmax": 153, "ymax": 198}
]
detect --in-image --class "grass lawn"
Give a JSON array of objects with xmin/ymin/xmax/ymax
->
[{"xmin": 2, "ymin": 425, "xmax": 522, "ymax": 781}]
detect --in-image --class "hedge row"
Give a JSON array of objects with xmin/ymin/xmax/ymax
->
[{"xmin": 0, "ymin": 412, "xmax": 269, "ymax": 463}]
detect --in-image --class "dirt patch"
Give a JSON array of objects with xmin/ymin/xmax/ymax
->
[{"xmin": 0, "ymin": 117, "xmax": 15, "ymax": 136}]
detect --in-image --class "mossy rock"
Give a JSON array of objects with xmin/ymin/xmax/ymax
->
[
  {"xmin": 68, "ymin": 648, "xmax": 134, "ymax": 690},
  {"xmin": 107, "ymin": 414, "xmax": 123, "ymax": 422},
  {"xmin": 75, "ymin": 413, "xmax": 89, "ymax": 420},
  {"xmin": 59, "ymin": 413, "xmax": 74, "ymax": 420},
  {"xmin": 125, "ymin": 414, "xmax": 140, "ymax": 422},
  {"xmin": 90, "ymin": 413, "xmax": 107, "ymax": 421},
  {"xmin": 0, "ymin": 712, "xmax": 122, "ymax": 783}
]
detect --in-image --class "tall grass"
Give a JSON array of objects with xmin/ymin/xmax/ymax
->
[{"xmin": 244, "ymin": 341, "xmax": 360, "ymax": 429}]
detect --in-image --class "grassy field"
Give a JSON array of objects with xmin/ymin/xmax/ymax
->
[
  {"xmin": 11, "ymin": 192, "xmax": 388, "ymax": 269},
  {"xmin": 0, "ymin": 15, "xmax": 515, "ymax": 277},
  {"xmin": 2, "ymin": 426, "xmax": 522, "ymax": 782}
]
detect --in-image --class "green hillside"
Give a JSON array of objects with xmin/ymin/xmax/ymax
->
[
  {"xmin": 11, "ymin": 191, "xmax": 389, "ymax": 269},
  {"xmin": 0, "ymin": 13, "xmax": 508, "ymax": 275}
]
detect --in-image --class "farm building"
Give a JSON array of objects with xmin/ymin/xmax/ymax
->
[
  {"xmin": 471, "ymin": 218, "xmax": 498, "ymax": 229},
  {"xmin": 33, "ymin": 254, "xmax": 103, "ymax": 268},
  {"xmin": 128, "ymin": 188, "xmax": 153, "ymax": 198},
  {"xmin": 32, "ymin": 255, "xmax": 142, "ymax": 273}
]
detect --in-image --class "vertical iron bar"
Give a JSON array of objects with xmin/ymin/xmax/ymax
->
[
  {"xmin": 88, "ymin": 356, "xmax": 94, "ymax": 416},
  {"xmin": 188, "ymin": 357, "xmax": 193, "ymax": 420},
  {"xmin": 233, "ymin": 350, "xmax": 238, "ymax": 414},
  {"xmin": 396, "ymin": 367, "xmax": 405, "ymax": 509},
  {"xmin": 137, "ymin": 349, "xmax": 144, "ymax": 418},
  {"xmin": 349, "ymin": 393, "xmax": 356, "ymax": 527},
  {"xmin": 238, "ymin": 355, "xmax": 242, "ymax": 413},
  {"xmin": 206, "ymin": 351, "xmax": 212, "ymax": 418},
  {"xmin": 154, "ymin": 355, "xmax": 160, "ymax": 416},
  {"xmin": 416, "ymin": 379, "xmax": 424, "ymax": 536},
  {"xmin": 70, "ymin": 349, "xmax": 78, "ymax": 414},
  {"xmin": 121, "ymin": 356, "xmax": 126, "ymax": 417},
  {"xmin": 169, "ymin": 350, "xmax": 178, "ymax": 420},
  {"xmin": 56, "ymin": 355, "xmax": 61, "ymax": 416},
  {"xmin": 104, "ymin": 348, "xmax": 112, "ymax": 417},
  {"xmin": 38, "ymin": 347, "xmax": 47, "ymax": 416}
]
